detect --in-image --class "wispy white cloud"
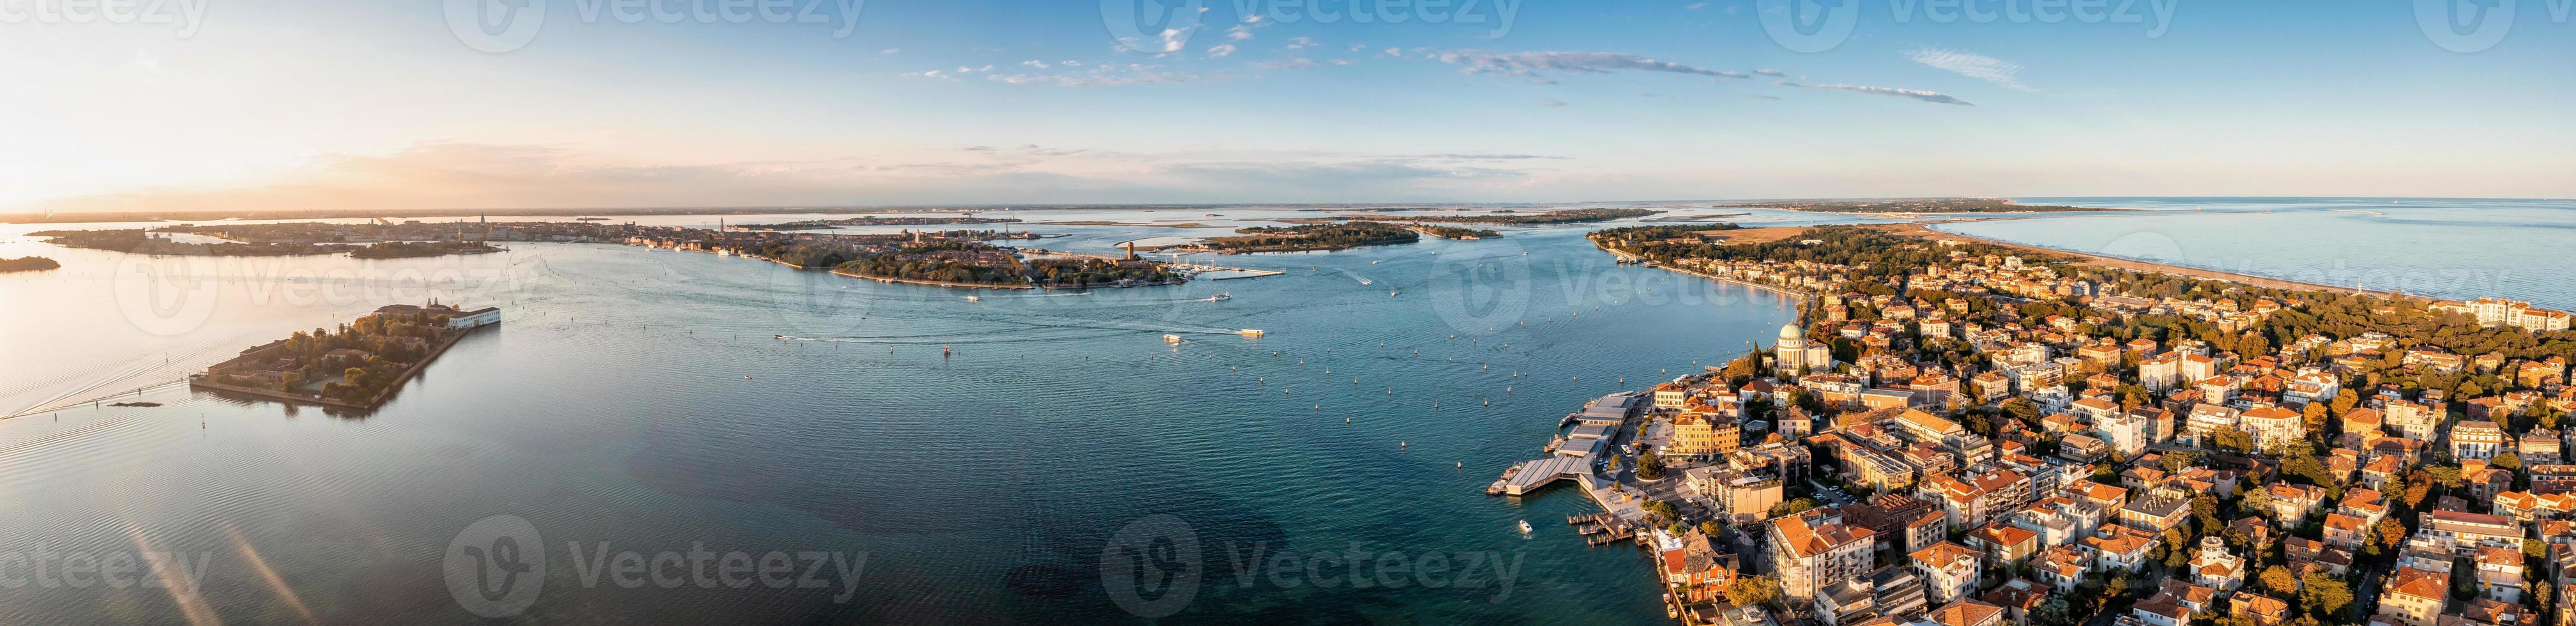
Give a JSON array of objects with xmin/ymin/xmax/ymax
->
[
  {"xmin": 1432, "ymin": 50, "xmax": 1739, "ymax": 79},
  {"xmin": 1905, "ymin": 48, "xmax": 2034, "ymax": 92},
  {"xmin": 1778, "ymin": 79, "xmax": 1975, "ymax": 105},
  {"xmin": 1252, "ymin": 58, "xmax": 1318, "ymax": 70},
  {"xmin": 1206, "ymin": 44, "xmax": 1237, "ymax": 57},
  {"xmin": 985, "ymin": 63, "xmax": 1223, "ymax": 87},
  {"xmin": 1753, "ymin": 68, "xmax": 1784, "ymax": 77},
  {"xmin": 1684, "ymin": 2, "xmax": 1709, "ymax": 9}
]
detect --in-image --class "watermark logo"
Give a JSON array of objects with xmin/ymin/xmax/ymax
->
[
  {"xmin": 0, "ymin": 0, "xmax": 208, "ymax": 38},
  {"xmin": 2415, "ymin": 0, "xmax": 2518, "ymax": 52},
  {"xmin": 443, "ymin": 514, "xmax": 869, "ymax": 616},
  {"xmin": 1428, "ymin": 238, "xmax": 1531, "ymax": 337},
  {"xmin": 1100, "ymin": 514, "xmax": 1201, "ymax": 618},
  {"xmin": 1101, "ymin": 0, "xmax": 1203, "ymax": 54},
  {"xmin": 445, "ymin": 0, "xmax": 549, "ymax": 53},
  {"xmin": 444, "ymin": 0, "xmax": 868, "ymax": 53},
  {"xmin": 1760, "ymin": 0, "xmax": 2177, "ymax": 52},
  {"xmin": 445, "ymin": 515, "xmax": 547, "ymax": 618},
  {"xmin": 0, "ymin": 547, "xmax": 212, "ymax": 591},
  {"xmin": 111, "ymin": 254, "xmax": 220, "ymax": 337},
  {"xmin": 1758, "ymin": 0, "xmax": 1859, "ymax": 53}
]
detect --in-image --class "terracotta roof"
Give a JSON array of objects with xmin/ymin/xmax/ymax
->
[
  {"xmin": 1911, "ymin": 541, "xmax": 1982, "ymax": 569},
  {"xmin": 2387, "ymin": 567, "xmax": 2449, "ymax": 600},
  {"xmin": 1930, "ymin": 599, "xmax": 2007, "ymax": 626}
]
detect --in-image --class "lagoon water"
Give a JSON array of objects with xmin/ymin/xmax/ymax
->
[
  {"xmin": 1935, "ymin": 197, "xmax": 2576, "ymax": 310},
  {"xmin": 2, "ymin": 197, "xmax": 2563, "ymax": 623},
  {"xmin": 0, "ymin": 208, "xmax": 1797, "ymax": 624}
]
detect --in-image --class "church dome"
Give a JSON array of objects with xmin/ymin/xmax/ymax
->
[{"xmin": 1778, "ymin": 324, "xmax": 1803, "ymax": 342}]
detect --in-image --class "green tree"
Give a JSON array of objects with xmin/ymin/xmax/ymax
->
[
  {"xmin": 2002, "ymin": 398, "xmax": 2041, "ymax": 427},
  {"xmin": 1726, "ymin": 574, "xmax": 1783, "ymax": 610},
  {"xmin": 2299, "ymin": 573, "xmax": 2352, "ymax": 616},
  {"xmin": 1636, "ymin": 452, "xmax": 1666, "ymax": 480},
  {"xmin": 2375, "ymin": 517, "xmax": 2408, "ymax": 550},
  {"xmin": 2243, "ymin": 487, "xmax": 2277, "ymax": 522},
  {"xmin": 2492, "ymin": 452, "xmax": 2521, "ymax": 471},
  {"xmin": 2161, "ymin": 450, "xmax": 2200, "ymax": 473},
  {"xmin": 2031, "ymin": 597, "xmax": 2080, "ymax": 626},
  {"xmin": 2260, "ymin": 565, "xmax": 2299, "ymax": 595}
]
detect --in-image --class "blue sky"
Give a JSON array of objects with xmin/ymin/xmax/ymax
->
[{"xmin": 6, "ymin": 0, "xmax": 2572, "ymax": 211}]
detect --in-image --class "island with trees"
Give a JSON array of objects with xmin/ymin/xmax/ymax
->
[
  {"xmin": 35, "ymin": 229, "xmax": 354, "ymax": 256},
  {"xmin": 190, "ymin": 302, "xmax": 499, "ymax": 410},
  {"xmin": 731, "ymin": 215, "xmax": 1026, "ymax": 231},
  {"xmin": 1197, "ymin": 221, "xmax": 1421, "ymax": 253},
  {"xmin": 1717, "ymin": 197, "xmax": 2124, "ymax": 213},
  {"xmin": 349, "ymin": 241, "xmax": 505, "ymax": 259},
  {"xmin": 1330, "ymin": 207, "xmax": 1661, "ymax": 225},
  {"xmin": 0, "ymin": 256, "xmax": 60, "ymax": 272},
  {"xmin": 1413, "ymin": 224, "xmax": 1503, "ymax": 240}
]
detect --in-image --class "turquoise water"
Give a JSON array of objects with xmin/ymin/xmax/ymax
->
[
  {"xmin": 1953, "ymin": 197, "xmax": 2576, "ymax": 310},
  {"xmin": 0, "ymin": 210, "xmax": 1797, "ymax": 623},
  {"xmin": 2, "ymin": 197, "xmax": 2562, "ymax": 623}
]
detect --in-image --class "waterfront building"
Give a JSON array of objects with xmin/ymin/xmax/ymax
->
[{"xmin": 1776, "ymin": 324, "xmax": 1835, "ymax": 376}]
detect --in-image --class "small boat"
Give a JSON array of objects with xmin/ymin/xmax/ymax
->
[
  {"xmin": 1390, "ymin": 289, "xmax": 1400, "ymax": 296},
  {"xmin": 1206, "ymin": 293, "xmax": 1231, "ymax": 302},
  {"xmin": 1164, "ymin": 334, "xmax": 1184, "ymax": 342},
  {"xmin": 743, "ymin": 375, "xmax": 752, "ymax": 380},
  {"xmin": 1238, "ymin": 329, "xmax": 1265, "ymax": 337},
  {"xmin": 964, "ymin": 296, "xmax": 981, "ymax": 302},
  {"xmin": 773, "ymin": 335, "xmax": 786, "ymax": 339},
  {"xmin": 1518, "ymin": 520, "xmax": 1533, "ymax": 534}
]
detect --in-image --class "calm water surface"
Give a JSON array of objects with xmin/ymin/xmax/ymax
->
[
  {"xmin": 1951, "ymin": 197, "xmax": 2576, "ymax": 310},
  {"xmin": 0, "ymin": 209, "xmax": 1798, "ymax": 624}
]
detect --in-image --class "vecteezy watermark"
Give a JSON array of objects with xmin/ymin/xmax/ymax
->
[
  {"xmin": 1099, "ymin": 515, "xmax": 1529, "ymax": 618},
  {"xmin": 1101, "ymin": 0, "xmax": 1520, "ymax": 54},
  {"xmin": 0, "ymin": 0, "xmax": 208, "ymax": 38},
  {"xmin": 1216, "ymin": 542, "xmax": 1528, "ymax": 600},
  {"xmin": 2415, "ymin": 0, "xmax": 2572, "ymax": 52},
  {"xmin": 110, "ymin": 254, "xmax": 530, "ymax": 337},
  {"xmin": 0, "ymin": 547, "xmax": 213, "ymax": 591},
  {"xmin": 1758, "ymin": 0, "xmax": 2177, "ymax": 52},
  {"xmin": 1427, "ymin": 236, "xmax": 1531, "ymax": 337},
  {"xmin": 444, "ymin": 0, "xmax": 866, "ymax": 53},
  {"xmin": 444, "ymin": 515, "xmax": 871, "ymax": 618},
  {"xmin": 1232, "ymin": 0, "xmax": 1521, "ymax": 33},
  {"xmin": 1101, "ymin": 514, "xmax": 1201, "ymax": 618}
]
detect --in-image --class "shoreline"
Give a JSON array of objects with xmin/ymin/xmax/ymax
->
[
  {"xmin": 187, "ymin": 321, "xmax": 487, "ymax": 412},
  {"xmin": 826, "ymin": 268, "xmax": 1035, "ymax": 290},
  {"xmin": 1900, "ymin": 222, "xmax": 2416, "ymax": 300}
]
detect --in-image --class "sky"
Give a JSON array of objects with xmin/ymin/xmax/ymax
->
[{"xmin": 4, "ymin": 0, "xmax": 2573, "ymax": 212}]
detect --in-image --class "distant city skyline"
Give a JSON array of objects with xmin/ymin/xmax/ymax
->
[{"xmin": 6, "ymin": 0, "xmax": 2573, "ymax": 213}]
